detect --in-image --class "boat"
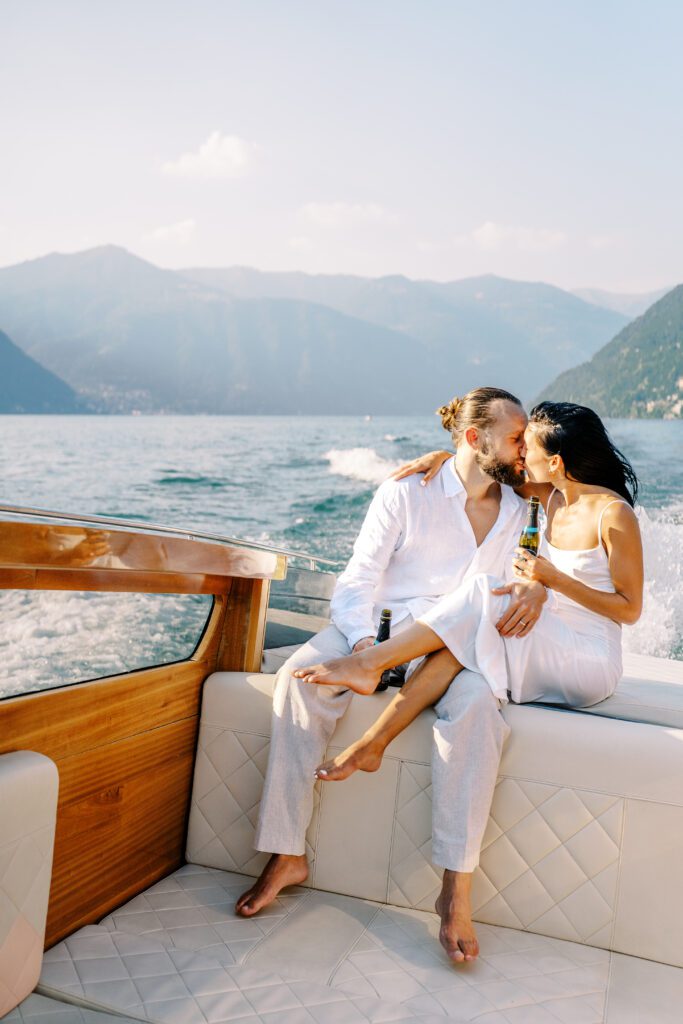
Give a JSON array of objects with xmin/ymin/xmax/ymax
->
[{"xmin": 2, "ymin": 503, "xmax": 683, "ymax": 1024}]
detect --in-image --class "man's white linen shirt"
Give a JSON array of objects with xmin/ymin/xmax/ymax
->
[{"xmin": 330, "ymin": 457, "xmax": 527, "ymax": 648}]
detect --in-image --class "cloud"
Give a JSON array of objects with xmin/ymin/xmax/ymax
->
[
  {"xmin": 142, "ymin": 218, "xmax": 196, "ymax": 244},
  {"xmin": 301, "ymin": 202, "xmax": 396, "ymax": 228},
  {"xmin": 162, "ymin": 131, "xmax": 255, "ymax": 179},
  {"xmin": 458, "ymin": 221, "xmax": 567, "ymax": 253},
  {"xmin": 289, "ymin": 235, "xmax": 314, "ymax": 252}
]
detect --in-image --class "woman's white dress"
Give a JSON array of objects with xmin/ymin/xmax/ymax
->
[{"xmin": 418, "ymin": 501, "xmax": 625, "ymax": 708}]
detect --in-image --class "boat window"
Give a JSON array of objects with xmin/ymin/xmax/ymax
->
[{"xmin": 0, "ymin": 591, "xmax": 213, "ymax": 700}]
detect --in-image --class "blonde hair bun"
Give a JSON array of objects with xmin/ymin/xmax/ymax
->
[{"xmin": 437, "ymin": 397, "xmax": 463, "ymax": 433}]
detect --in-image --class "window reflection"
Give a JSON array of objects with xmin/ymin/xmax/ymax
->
[{"xmin": 0, "ymin": 591, "xmax": 213, "ymax": 699}]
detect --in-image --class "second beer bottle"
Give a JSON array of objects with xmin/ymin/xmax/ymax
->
[{"xmin": 374, "ymin": 608, "xmax": 393, "ymax": 691}]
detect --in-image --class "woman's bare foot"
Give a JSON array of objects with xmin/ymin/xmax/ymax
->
[
  {"xmin": 235, "ymin": 853, "xmax": 308, "ymax": 917},
  {"xmin": 293, "ymin": 653, "xmax": 382, "ymax": 695},
  {"xmin": 435, "ymin": 870, "xmax": 479, "ymax": 963},
  {"xmin": 315, "ymin": 735, "xmax": 385, "ymax": 781}
]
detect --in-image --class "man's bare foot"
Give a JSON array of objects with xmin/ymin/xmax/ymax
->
[
  {"xmin": 315, "ymin": 735, "xmax": 385, "ymax": 781},
  {"xmin": 435, "ymin": 870, "xmax": 479, "ymax": 963},
  {"xmin": 293, "ymin": 653, "xmax": 381, "ymax": 695},
  {"xmin": 235, "ymin": 853, "xmax": 308, "ymax": 917}
]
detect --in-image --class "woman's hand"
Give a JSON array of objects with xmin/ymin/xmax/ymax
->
[
  {"xmin": 512, "ymin": 548, "xmax": 559, "ymax": 588},
  {"xmin": 390, "ymin": 449, "xmax": 452, "ymax": 485}
]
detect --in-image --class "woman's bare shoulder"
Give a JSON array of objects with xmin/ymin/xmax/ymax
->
[{"xmin": 599, "ymin": 495, "xmax": 639, "ymax": 526}]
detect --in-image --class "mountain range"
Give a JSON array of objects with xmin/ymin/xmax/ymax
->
[
  {"xmin": 0, "ymin": 329, "xmax": 80, "ymax": 413},
  {"xmin": 0, "ymin": 246, "xmax": 629, "ymax": 414},
  {"xmin": 538, "ymin": 285, "xmax": 683, "ymax": 418}
]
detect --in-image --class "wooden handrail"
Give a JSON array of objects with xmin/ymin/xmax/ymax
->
[{"xmin": 0, "ymin": 520, "xmax": 286, "ymax": 594}]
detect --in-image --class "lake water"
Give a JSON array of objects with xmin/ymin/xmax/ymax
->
[{"xmin": 1, "ymin": 415, "xmax": 681, "ymax": 695}]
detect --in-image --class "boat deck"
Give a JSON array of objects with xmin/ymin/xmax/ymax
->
[{"xmin": 24, "ymin": 863, "xmax": 683, "ymax": 1024}]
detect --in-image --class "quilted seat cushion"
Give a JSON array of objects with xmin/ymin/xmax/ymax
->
[
  {"xmin": 578, "ymin": 652, "xmax": 683, "ymax": 728},
  {"xmin": 5, "ymin": 993, "xmax": 148, "ymax": 1024},
  {"xmin": 36, "ymin": 865, "xmax": 683, "ymax": 1023},
  {"xmin": 261, "ymin": 649, "xmax": 683, "ymax": 729},
  {"xmin": 0, "ymin": 751, "xmax": 59, "ymax": 1017},
  {"xmin": 186, "ymin": 665, "xmax": 683, "ymax": 968}
]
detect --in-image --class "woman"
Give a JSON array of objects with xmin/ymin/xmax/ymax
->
[{"xmin": 293, "ymin": 401, "xmax": 643, "ymax": 771}]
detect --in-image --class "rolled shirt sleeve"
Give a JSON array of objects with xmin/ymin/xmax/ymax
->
[{"xmin": 330, "ymin": 480, "xmax": 405, "ymax": 648}]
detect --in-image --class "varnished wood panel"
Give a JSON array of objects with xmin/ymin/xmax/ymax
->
[
  {"xmin": 0, "ymin": 567, "xmax": 233, "ymax": 594},
  {"xmin": 46, "ymin": 719, "xmax": 198, "ymax": 944},
  {"xmin": 217, "ymin": 577, "xmax": 271, "ymax": 672},
  {"xmin": 0, "ymin": 521, "xmax": 286, "ymax": 581},
  {"xmin": 192, "ymin": 593, "xmax": 229, "ymax": 665},
  {"xmin": 0, "ymin": 661, "xmax": 207, "ymax": 761}
]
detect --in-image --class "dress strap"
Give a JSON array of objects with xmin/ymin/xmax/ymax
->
[
  {"xmin": 547, "ymin": 487, "xmax": 560, "ymax": 512},
  {"xmin": 597, "ymin": 499, "xmax": 627, "ymax": 544}
]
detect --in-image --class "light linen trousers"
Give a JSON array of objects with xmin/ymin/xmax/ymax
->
[{"xmin": 255, "ymin": 616, "xmax": 509, "ymax": 873}]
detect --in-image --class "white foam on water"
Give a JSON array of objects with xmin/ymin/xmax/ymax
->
[
  {"xmin": 325, "ymin": 447, "xmax": 402, "ymax": 485},
  {"xmin": 623, "ymin": 505, "xmax": 683, "ymax": 659},
  {"xmin": 0, "ymin": 591, "xmax": 211, "ymax": 699}
]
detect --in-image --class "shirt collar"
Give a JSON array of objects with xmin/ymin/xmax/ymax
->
[
  {"xmin": 442, "ymin": 457, "xmax": 524, "ymax": 522},
  {"xmin": 442, "ymin": 458, "xmax": 467, "ymax": 502}
]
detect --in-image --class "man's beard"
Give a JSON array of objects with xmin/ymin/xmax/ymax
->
[{"xmin": 475, "ymin": 446, "xmax": 525, "ymax": 487}]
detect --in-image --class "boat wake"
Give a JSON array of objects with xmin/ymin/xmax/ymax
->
[
  {"xmin": 324, "ymin": 447, "xmax": 402, "ymax": 485},
  {"xmin": 625, "ymin": 505, "xmax": 683, "ymax": 659}
]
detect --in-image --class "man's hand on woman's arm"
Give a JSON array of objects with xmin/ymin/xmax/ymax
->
[
  {"xmin": 491, "ymin": 579, "xmax": 547, "ymax": 638},
  {"xmin": 390, "ymin": 450, "xmax": 452, "ymax": 485}
]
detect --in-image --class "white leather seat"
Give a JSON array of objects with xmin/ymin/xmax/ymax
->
[
  {"xmin": 30, "ymin": 652, "xmax": 683, "ymax": 1023},
  {"xmin": 37, "ymin": 864, "xmax": 683, "ymax": 1023},
  {"xmin": 186, "ymin": 654, "xmax": 683, "ymax": 968},
  {"xmin": 0, "ymin": 751, "xmax": 59, "ymax": 1017}
]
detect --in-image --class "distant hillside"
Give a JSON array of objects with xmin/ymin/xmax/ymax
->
[
  {"xmin": 537, "ymin": 285, "xmax": 683, "ymax": 418},
  {"xmin": 573, "ymin": 286, "xmax": 670, "ymax": 318},
  {"xmin": 0, "ymin": 245, "xmax": 629, "ymax": 413},
  {"xmin": 0, "ymin": 329, "xmax": 81, "ymax": 412},
  {"xmin": 180, "ymin": 267, "xmax": 628, "ymax": 400},
  {"xmin": 0, "ymin": 247, "xmax": 434, "ymax": 414}
]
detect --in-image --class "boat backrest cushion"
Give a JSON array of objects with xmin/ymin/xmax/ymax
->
[
  {"xmin": 0, "ymin": 750, "xmax": 59, "ymax": 1016},
  {"xmin": 578, "ymin": 652, "xmax": 683, "ymax": 728},
  {"xmin": 187, "ymin": 670, "xmax": 683, "ymax": 969}
]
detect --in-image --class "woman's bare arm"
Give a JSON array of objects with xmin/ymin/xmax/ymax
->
[{"xmin": 389, "ymin": 449, "xmax": 452, "ymax": 484}]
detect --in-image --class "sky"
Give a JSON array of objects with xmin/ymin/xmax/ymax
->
[{"xmin": 2, "ymin": 0, "xmax": 682, "ymax": 293}]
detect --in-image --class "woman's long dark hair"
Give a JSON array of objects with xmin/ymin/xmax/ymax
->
[{"xmin": 529, "ymin": 402, "xmax": 639, "ymax": 507}]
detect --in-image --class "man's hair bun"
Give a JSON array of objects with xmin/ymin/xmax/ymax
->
[{"xmin": 437, "ymin": 398, "xmax": 463, "ymax": 433}]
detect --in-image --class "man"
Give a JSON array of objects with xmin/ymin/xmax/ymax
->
[{"xmin": 235, "ymin": 387, "xmax": 547, "ymax": 962}]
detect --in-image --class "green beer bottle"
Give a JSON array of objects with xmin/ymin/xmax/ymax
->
[
  {"xmin": 374, "ymin": 608, "xmax": 393, "ymax": 691},
  {"xmin": 518, "ymin": 495, "xmax": 541, "ymax": 556}
]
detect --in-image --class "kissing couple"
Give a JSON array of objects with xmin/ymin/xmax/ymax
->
[{"xmin": 236, "ymin": 387, "xmax": 643, "ymax": 964}]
